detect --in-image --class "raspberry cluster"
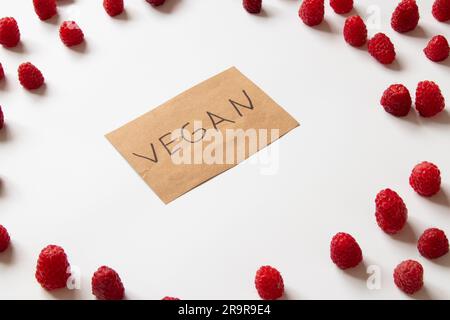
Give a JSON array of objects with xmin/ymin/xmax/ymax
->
[
  {"xmin": 298, "ymin": 0, "xmax": 449, "ymax": 66},
  {"xmin": 333, "ymin": 161, "xmax": 446, "ymax": 296},
  {"xmin": 34, "ymin": 244, "xmax": 126, "ymax": 300},
  {"xmin": 380, "ymin": 81, "xmax": 445, "ymax": 118}
]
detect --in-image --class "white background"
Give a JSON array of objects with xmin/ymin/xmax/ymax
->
[{"xmin": 0, "ymin": 0, "xmax": 449, "ymax": 300}]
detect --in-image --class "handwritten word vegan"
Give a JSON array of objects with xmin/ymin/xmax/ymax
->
[{"xmin": 132, "ymin": 90, "xmax": 278, "ymax": 165}]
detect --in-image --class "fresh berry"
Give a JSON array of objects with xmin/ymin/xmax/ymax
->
[
  {"xmin": 375, "ymin": 189, "xmax": 408, "ymax": 234},
  {"xmin": 330, "ymin": 0, "xmax": 353, "ymax": 14},
  {"xmin": 254, "ymin": 266, "xmax": 284, "ymax": 300},
  {"xmin": 33, "ymin": 0, "xmax": 57, "ymax": 21},
  {"xmin": 409, "ymin": 161, "xmax": 441, "ymax": 197},
  {"xmin": 0, "ymin": 225, "xmax": 10, "ymax": 252},
  {"xmin": 162, "ymin": 296, "xmax": 180, "ymax": 300},
  {"xmin": 415, "ymin": 81, "xmax": 445, "ymax": 117},
  {"xmin": 368, "ymin": 33, "xmax": 396, "ymax": 64},
  {"xmin": 380, "ymin": 84, "xmax": 411, "ymax": 117},
  {"xmin": 418, "ymin": 228, "xmax": 449, "ymax": 259},
  {"xmin": 391, "ymin": 0, "xmax": 420, "ymax": 33},
  {"xmin": 92, "ymin": 266, "xmax": 125, "ymax": 300},
  {"xmin": 424, "ymin": 35, "xmax": 449, "ymax": 62},
  {"xmin": 330, "ymin": 232, "xmax": 363, "ymax": 269},
  {"xmin": 393, "ymin": 260, "xmax": 423, "ymax": 294},
  {"xmin": 103, "ymin": 0, "xmax": 124, "ymax": 17},
  {"xmin": 35, "ymin": 245, "xmax": 70, "ymax": 290},
  {"xmin": 0, "ymin": 63, "xmax": 4, "ymax": 80},
  {"xmin": 59, "ymin": 21, "xmax": 84, "ymax": 47},
  {"xmin": 146, "ymin": 0, "xmax": 165, "ymax": 6},
  {"xmin": 299, "ymin": 0, "xmax": 325, "ymax": 27},
  {"xmin": 0, "ymin": 105, "xmax": 4, "ymax": 130},
  {"xmin": 343, "ymin": 16, "xmax": 367, "ymax": 47},
  {"xmin": 432, "ymin": 0, "xmax": 450, "ymax": 22},
  {"xmin": 0, "ymin": 17, "xmax": 20, "ymax": 48},
  {"xmin": 243, "ymin": 0, "xmax": 262, "ymax": 14},
  {"xmin": 18, "ymin": 62, "xmax": 44, "ymax": 90}
]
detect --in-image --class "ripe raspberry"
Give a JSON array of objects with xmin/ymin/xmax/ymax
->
[
  {"xmin": 35, "ymin": 245, "xmax": 70, "ymax": 290},
  {"xmin": 92, "ymin": 266, "xmax": 125, "ymax": 300},
  {"xmin": 0, "ymin": 63, "xmax": 4, "ymax": 80},
  {"xmin": 254, "ymin": 266, "xmax": 284, "ymax": 300},
  {"xmin": 103, "ymin": 0, "xmax": 124, "ymax": 17},
  {"xmin": 368, "ymin": 33, "xmax": 396, "ymax": 64},
  {"xmin": 409, "ymin": 161, "xmax": 441, "ymax": 197},
  {"xmin": 0, "ymin": 17, "xmax": 20, "ymax": 48},
  {"xmin": 18, "ymin": 62, "xmax": 44, "ymax": 90},
  {"xmin": 343, "ymin": 16, "xmax": 367, "ymax": 47},
  {"xmin": 59, "ymin": 21, "xmax": 84, "ymax": 47},
  {"xmin": 33, "ymin": 0, "xmax": 57, "ymax": 21},
  {"xmin": 299, "ymin": 0, "xmax": 325, "ymax": 27},
  {"xmin": 243, "ymin": 0, "xmax": 262, "ymax": 14},
  {"xmin": 162, "ymin": 296, "xmax": 180, "ymax": 300},
  {"xmin": 432, "ymin": 0, "xmax": 450, "ymax": 22},
  {"xmin": 330, "ymin": 0, "xmax": 353, "ymax": 14},
  {"xmin": 0, "ymin": 105, "xmax": 4, "ymax": 130},
  {"xmin": 424, "ymin": 35, "xmax": 449, "ymax": 62},
  {"xmin": 0, "ymin": 225, "xmax": 10, "ymax": 252},
  {"xmin": 330, "ymin": 232, "xmax": 363, "ymax": 269},
  {"xmin": 375, "ymin": 189, "xmax": 408, "ymax": 234},
  {"xmin": 415, "ymin": 81, "xmax": 445, "ymax": 117},
  {"xmin": 380, "ymin": 84, "xmax": 412, "ymax": 117},
  {"xmin": 418, "ymin": 228, "xmax": 449, "ymax": 259},
  {"xmin": 391, "ymin": 0, "xmax": 420, "ymax": 33},
  {"xmin": 393, "ymin": 260, "xmax": 423, "ymax": 294},
  {"xmin": 146, "ymin": 0, "xmax": 165, "ymax": 6}
]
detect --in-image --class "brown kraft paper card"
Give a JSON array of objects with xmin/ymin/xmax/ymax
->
[{"xmin": 106, "ymin": 67, "xmax": 299, "ymax": 204}]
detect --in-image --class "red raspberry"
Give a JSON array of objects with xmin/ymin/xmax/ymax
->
[
  {"xmin": 368, "ymin": 33, "xmax": 396, "ymax": 64},
  {"xmin": 393, "ymin": 260, "xmax": 423, "ymax": 294},
  {"xmin": 59, "ymin": 21, "xmax": 84, "ymax": 47},
  {"xmin": 103, "ymin": 0, "xmax": 124, "ymax": 17},
  {"xmin": 330, "ymin": 232, "xmax": 363, "ymax": 269},
  {"xmin": 391, "ymin": 0, "xmax": 420, "ymax": 33},
  {"xmin": 92, "ymin": 266, "xmax": 125, "ymax": 300},
  {"xmin": 0, "ymin": 17, "xmax": 20, "ymax": 48},
  {"xmin": 0, "ymin": 225, "xmax": 10, "ymax": 252},
  {"xmin": 415, "ymin": 81, "xmax": 445, "ymax": 118},
  {"xmin": 375, "ymin": 189, "xmax": 408, "ymax": 234},
  {"xmin": 0, "ymin": 105, "xmax": 4, "ymax": 130},
  {"xmin": 0, "ymin": 63, "xmax": 4, "ymax": 80},
  {"xmin": 162, "ymin": 296, "xmax": 180, "ymax": 300},
  {"xmin": 18, "ymin": 62, "xmax": 45, "ymax": 90},
  {"xmin": 146, "ymin": 0, "xmax": 165, "ymax": 6},
  {"xmin": 299, "ymin": 0, "xmax": 325, "ymax": 27},
  {"xmin": 343, "ymin": 16, "xmax": 367, "ymax": 47},
  {"xmin": 243, "ymin": 0, "xmax": 262, "ymax": 14},
  {"xmin": 254, "ymin": 266, "xmax": 284, "ymax": 300},
  {"xmin": 409, "ymin": 161, "xmax": 441, "ymax": 197},
  {"xmin": 35, "ymin": 245, "xmax": 70, "ymax": 290},
  {"xmin": 380, "ymin": 84, "xmax": 411, "ymax": 117},
  {"xmin": 418, "ymin": 228, "xmax": 449, "ymax": 259},
  {"xmin": 424, "ymin": 35, "xmax": 449, "ymax": 62},
  {"xmin": 330, "ymin": 0, "xmax": 353, "ymax": 14},
  {"xmin": 432, "ymin": 0, "xmax": 450, "ymax": 22},
  {"xmin": 33, "ymin": 0, "xmax": 57, "ymax": 21}
]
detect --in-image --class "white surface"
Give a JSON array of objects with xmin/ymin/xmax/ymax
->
[{"xmin": 0, "ymin": 0, "xmax": 449, "ymax": 300}]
